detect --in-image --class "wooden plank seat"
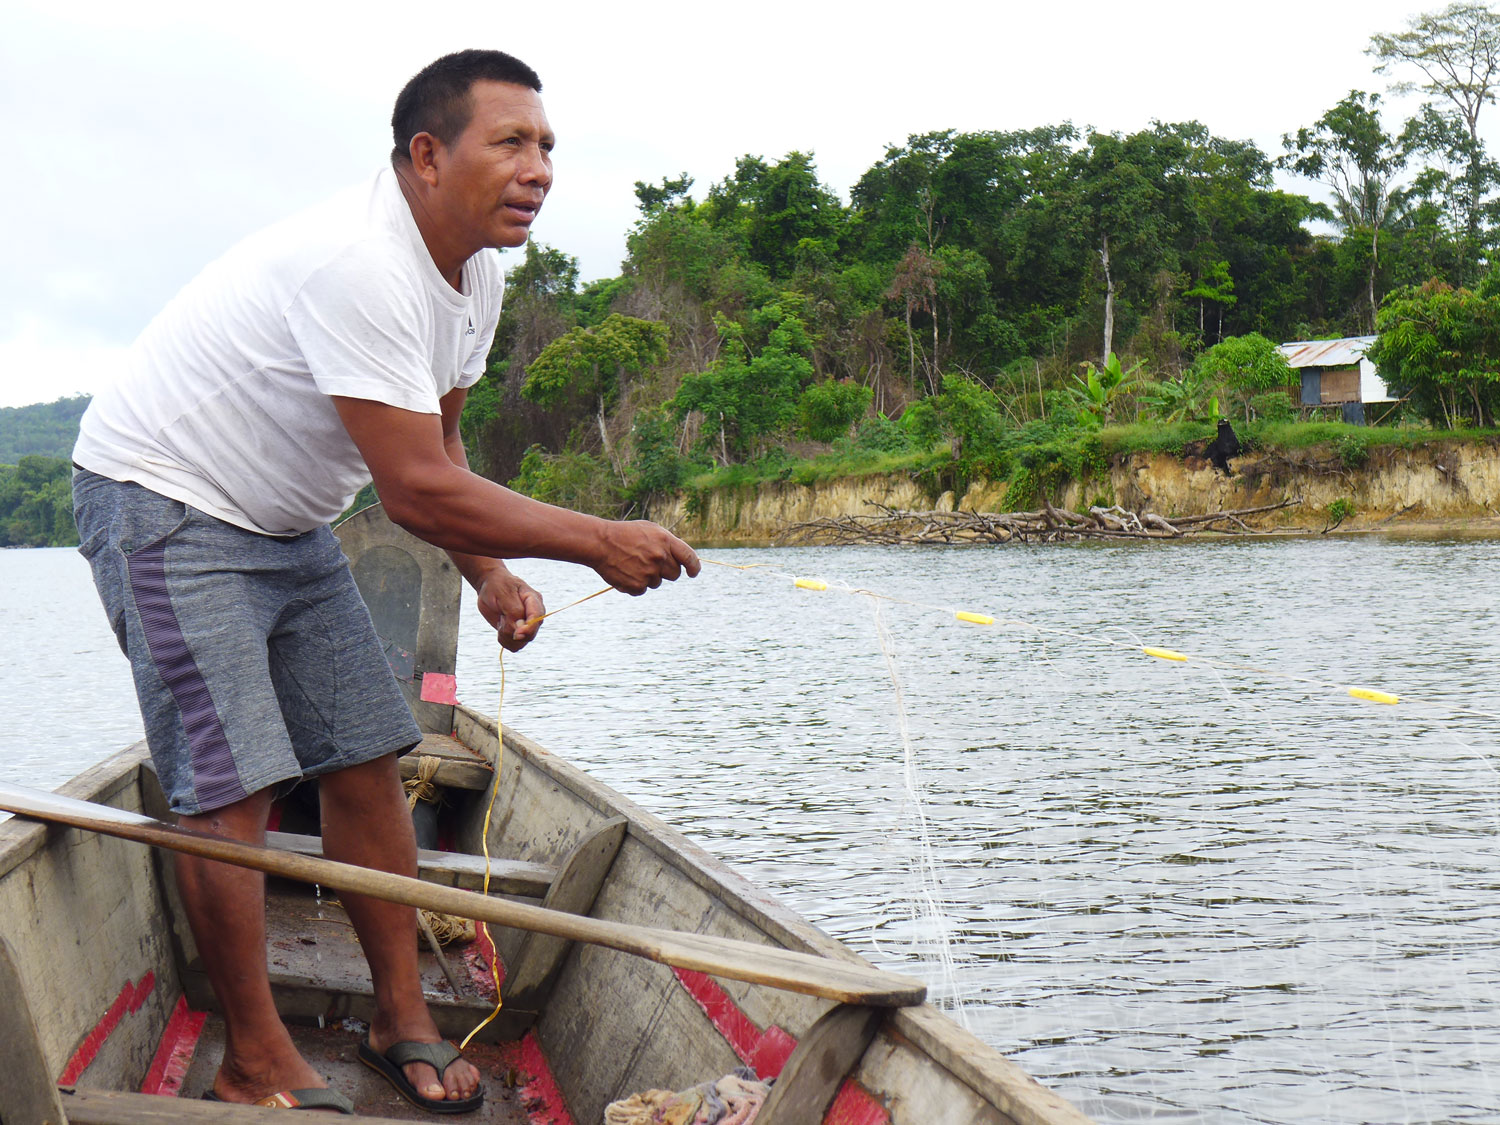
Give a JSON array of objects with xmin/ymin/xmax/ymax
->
[
  {"xmin": 264, "ymin": 831, "xmax": 555, "ymax": 898},
  {"xmin": 396, "ymin": 732, "xmax": 493, "ymax": 792},
  {"xmin": 181, "ymin": 887, "xmax": 538, "ymax": 1042},
  {"xmin": 197, "ymin": 815, "xmax": 633, "ymax": 1041}
]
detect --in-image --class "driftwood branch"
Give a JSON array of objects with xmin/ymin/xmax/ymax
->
[
  {"xmin": 1165, "ymin": 499, "xmax": 1302, "ymax": 528},
  {"xmin": 777, "ymin": 498, "xmax": 1300, "ymax": 546}
]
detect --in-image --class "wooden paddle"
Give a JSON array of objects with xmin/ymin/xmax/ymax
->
[{"xmin": 0, "ymin": 782, "xmax": 926, "ymax": 1008}]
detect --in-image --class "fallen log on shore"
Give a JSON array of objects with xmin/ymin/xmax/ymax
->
[{"xmin": 777, "ymin": 498, "xmax": 1301, "ymax": 545}]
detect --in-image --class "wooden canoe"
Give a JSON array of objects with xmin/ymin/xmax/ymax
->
[{"xmin": 0, "ymin": 505, "xmax": 1093, "ymax": 1125}]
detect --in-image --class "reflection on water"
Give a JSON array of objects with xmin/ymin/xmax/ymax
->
[{"xmin": 6, "ymin": 536, "xmax": 1500, "ymax": 1123}]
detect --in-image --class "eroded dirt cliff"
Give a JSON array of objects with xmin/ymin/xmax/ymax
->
[{"xmin": 657, "ymin": 439, "xmax": 1500, "ymax": 542}]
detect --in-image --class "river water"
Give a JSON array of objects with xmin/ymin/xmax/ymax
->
[{"xmin": 4, "ymin": 536, "xmax": 1499, "ymax": 1124}]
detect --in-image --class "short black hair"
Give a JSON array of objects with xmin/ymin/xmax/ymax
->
[{"xmin": 391, "ymin": 50, "xmax": 543, "ymax": 164}]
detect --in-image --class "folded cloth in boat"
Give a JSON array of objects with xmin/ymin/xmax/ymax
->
[
  {"xmin": 604, "ymin": 1089, "xmax": 674, "ymax": 1124},
  {"xmin": 604, "ymin": 1067, "xmax": 770, "ymax": 1125}
]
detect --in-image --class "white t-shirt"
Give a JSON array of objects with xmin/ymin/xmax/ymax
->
[{"xmin": 74, "ymin": 167, "xmax": 503, "ymax": 536}]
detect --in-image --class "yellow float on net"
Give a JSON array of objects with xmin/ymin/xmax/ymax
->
[
  {"xmin": 1349, "ymin": 687, "xmax": 1400, "ymax": 705},
  {"xmin": 794, "ymin": 577, "xmax": 829, "ymax": 591},
  {"xmin": 955, "ymin": 611, "xmax": 995, "ymax": 625},
  {"xmin": 1143, "ymin": 647, "xmax": 1189, "ymax": 663}
]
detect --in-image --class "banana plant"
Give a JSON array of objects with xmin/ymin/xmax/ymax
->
[
  {"xmin": 1067, "ymin": 352, "xmax": 1144, "ymax": 425},
  {"xmin": 1141, "ymin": 366, "xmax": 1220, "ymax": 422}
]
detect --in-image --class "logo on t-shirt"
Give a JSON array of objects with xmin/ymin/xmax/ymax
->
[{"xmin": 466, "ymin": 316, "xmax": 475, "ymax": 336}]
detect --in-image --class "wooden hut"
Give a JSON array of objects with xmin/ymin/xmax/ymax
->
[{"xmin": 1277, "ymin": 336, "xmax": 1393, "ymax": 424}]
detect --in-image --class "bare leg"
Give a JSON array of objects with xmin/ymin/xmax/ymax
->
[
  {"xmin": 175, "ymin": 790, "xmax": 329, "ymax": 1102},
  {"xmin": 318, "ymin": 753, "xmax": 481, "ymax": 1103}
]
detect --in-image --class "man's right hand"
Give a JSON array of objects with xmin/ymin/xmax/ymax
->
[{"xmin": 594, "ymin": 521, "xmax": 701, "ymax": 595}]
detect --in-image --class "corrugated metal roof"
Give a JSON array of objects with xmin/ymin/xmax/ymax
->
[{"xmin": 1277, "ymin": 336, "xmax": 1377, "ymax": 368}]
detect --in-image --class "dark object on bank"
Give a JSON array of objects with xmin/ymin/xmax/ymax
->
[{"xmin": 1207, "ymin": 419, "xmax": 1241, "ymax": 474}]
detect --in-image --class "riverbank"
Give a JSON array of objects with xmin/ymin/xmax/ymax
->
[{"xmin": 655, "ymin": 437, "xmax": 1500, "ymax": 542}]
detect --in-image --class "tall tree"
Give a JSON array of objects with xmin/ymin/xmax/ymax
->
[
  {"xmin": 669, "ymin": 300, "xmax": 816, "ymax": 460},
  {"xmin": 1194, "ymin": 333, "xmax": 1297, "ymax": 424},
  {"xmin": 850, "ymin": 130, "xmax": 956, "ymax": 260},
  {"xmin": 1067, "ymin": 131, "xmax": 1173, "ymax": 363},
  {"xmin": 522, "ymin": 313, "xmax": 670, "ymax": 467},
  {"xmin": 1183, "ymin": 259, "xmax": 1237, "ymax": 341},
  {"xmin": 886, "ymin": 244, "xmax": 942, "ymax": 391},
  {"xmin": 1281, "ymin": 91, "xmax": 1406, "ymax": 331},
  {"xmin": 1397, "ymin": 102, "xmax": 1492, "ymax": 277},
  {"xmin": 1371, "ymin": 278, "xmax": 1500, "ymax": 426},
  {"xmin": 1369, "ymin": 2, "xmax": 1500, "ymax": 276},
  {"xmin": 634, "ymin": 172, "xmax": 694, "ymax": 215},
  {"xmin": 700, "ymin": 152, "xmax": 848, "ymax": 279}
]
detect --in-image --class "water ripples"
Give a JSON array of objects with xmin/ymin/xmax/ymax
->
[{"xmin": 455, "ymin": 538, "xmax": 1500, "ymax": 1124}]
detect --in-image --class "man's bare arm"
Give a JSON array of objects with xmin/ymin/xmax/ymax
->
[{"xmin": 331, "ymin": 394, "xmax": 699, "ymax": 595}]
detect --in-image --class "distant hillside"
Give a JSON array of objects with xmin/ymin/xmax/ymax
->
[{"xmin": 0, "ymin": 394, "xmax": 89, "ymax": 464}]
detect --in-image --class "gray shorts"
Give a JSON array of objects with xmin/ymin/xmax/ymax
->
[{"xmin": 73, "ymin": 469, "xmax": 421, "ymax": 815}]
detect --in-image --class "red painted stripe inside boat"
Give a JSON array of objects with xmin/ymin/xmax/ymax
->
[
  {"xmin": 493, "ymin": 1031, "xmax": 575, "ymax": 1125},
  {"xmin": 673, "ymin": 968, "xmax": 773, "ymax": 1068},
  {"xmin": 825, "ymin": 1080, "xmax": 891, "ymax": 1125},
  {"xmin": 58, "ymin": 971, "xmax": 156, "ymax": 1086},
  {"xmin": 672, "ymin": 967, "xmax": 890, "ymax": 1123},
  {"xmin": 140, "ymin": 995, "xmax": 207, "ymax": 1096}
]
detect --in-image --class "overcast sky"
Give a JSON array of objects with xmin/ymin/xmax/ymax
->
[{"xmin": 0, "ymin": 0, "xmax": 1455, "ymax": 410}]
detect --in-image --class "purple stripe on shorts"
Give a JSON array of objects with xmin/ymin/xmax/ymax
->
[{"xmin": 127, "ymin": 542, "xmax": 248, "ymax": 810}]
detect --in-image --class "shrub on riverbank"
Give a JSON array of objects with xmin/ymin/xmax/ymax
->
[{"xmin": 0, "ymin": 455, "xmax": 76, "ymax": 547}]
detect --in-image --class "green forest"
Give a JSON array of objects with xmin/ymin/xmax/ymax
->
[
  {"xmin": 0, "ymin": 395, "xmax": 88, "ymax": 464},
  {"xmin": 459, "ymin": 2, "xmax": 1500, "ymax": 518},
  {"xmin": 0, "ymin": 455, "xmax": 76, "ymax": 548},
  {"xmin": 8, "ymin": 3, "xmax": 1500, "ymax": 548},
  {"xmin": 0, "ymin": 396, "xmax": 88, "ymax": 547}
]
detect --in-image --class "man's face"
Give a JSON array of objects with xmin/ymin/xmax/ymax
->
[{"xmin": 437, "ymin": 80, "xmax": 553, "ymax": 249}]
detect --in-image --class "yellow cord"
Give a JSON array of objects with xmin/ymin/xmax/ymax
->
[
  {"xmin": 457, "ymin": 582, "xmax": 651, "ymax": 1046},
  {"xmin": 459, "ymin": 649, "xmax": 507, "ymax": 1050},
  {"xmin": 459, "ymin": 584, "xmax": 626, "ymax": 1046},
  {"xmin": 519, "ymin": 564, "xmax": 1440, "ymax": 715},
  {"xmin": 524, "ymin": 585, "xmax": 613, "ymax": 628},
  {"xmin": 459, "ymin": 586, "xmax": 616, "ymax": 1048}
]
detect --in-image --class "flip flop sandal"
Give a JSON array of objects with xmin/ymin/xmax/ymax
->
[
  {"xmin": 357, "ymin": 1038, "xmax": 484, "ymax": 1114},
  {"xmin": 202, "ymin": 1088, "xmax": 355, "ymax": 1113}
]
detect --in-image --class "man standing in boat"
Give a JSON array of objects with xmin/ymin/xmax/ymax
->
[{"xmin": 70, "ymin": 50, "xmax": 698, "ymax": 1114}]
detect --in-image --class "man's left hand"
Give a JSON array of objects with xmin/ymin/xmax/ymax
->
[{"xmin": 476, "ymin": 568, "xmax": 546, "ymax": 653}]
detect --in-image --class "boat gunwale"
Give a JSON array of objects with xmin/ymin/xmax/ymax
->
[{"xmin": 0, "ymin": 743, "xmax": 150, "ymax": 883}]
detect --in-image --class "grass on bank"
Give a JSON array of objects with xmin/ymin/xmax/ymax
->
[
  {"xmin": 681, "ymin": 445, "xmax": 945, "ymax": 492},
  {"xmin": 679, "ymin": 420, "xmax": 1500, "ymax": 497}
]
